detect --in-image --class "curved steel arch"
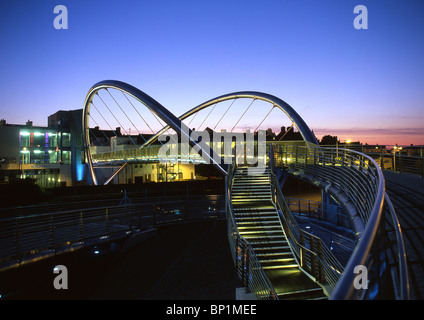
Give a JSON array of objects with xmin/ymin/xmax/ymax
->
[
  {"xmin": 82, "ymin": 80, "xmax": 227, "ymax": 185},
  {"xmin": 140, "ymin": 91, "xmax": 319, "ymax": 149}
]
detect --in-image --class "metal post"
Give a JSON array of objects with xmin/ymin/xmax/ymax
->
[
  {"xmin": 80, "ymin": 211, "xmax": 84, "ymax": 243},
  {"xmin": 105, "ymin": 208, "xmax": 109, "ymax": 237},
  {"xmin": 50, "ymin": 214, "xmax": 55, "ymax": 250},
  {"xmin": 15, "ymin": 216, "xmax": 19, "ymax": 263},
  {"xmin": 317, "ymin": 239, "xmax": 324, "ymax": 282},
  {"xmin": 310, "ymin": 237, "xmax": 316, "ymax": 277}
]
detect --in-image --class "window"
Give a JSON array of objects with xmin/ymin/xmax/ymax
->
[
  {"xmin": 20, "ymin": 131, "xmax": 30, "ymax": 147},
  {"xmin": 61, "ymin": 150, "xmax": 71, "ymax": 164},
  {"xmin": 48, "ymin": 133, "xmax": 58, "ymax": 147},
  {"xmin": 62, "ymin": 133, "xmax": 71, "ymax": 147}
]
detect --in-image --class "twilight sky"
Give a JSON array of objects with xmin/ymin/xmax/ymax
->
[{"xmin": 1, "ymin": 0, "xmax": 423, "ymax": 146}]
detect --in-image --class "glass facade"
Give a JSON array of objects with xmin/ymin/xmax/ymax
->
[{"xmin": 19, "ymin": 129, "xmax": 71, "ymax": 165}]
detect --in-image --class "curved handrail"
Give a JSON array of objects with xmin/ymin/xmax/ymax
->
[
  {"xmin": 270, "ymin": 144, "xmax": 409, "ymax": 299},
  {"xmin": 269, "ymin": 145, "xmax": 344, "ymax": 293},
  {"xmin": 384, "ymin": 192, "xmax": 410, "ymax": 300}
]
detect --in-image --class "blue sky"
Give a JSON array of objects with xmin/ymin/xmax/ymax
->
[{"xmin": 1, "ymin": 0, "xmax": 423, "ymax": 145}]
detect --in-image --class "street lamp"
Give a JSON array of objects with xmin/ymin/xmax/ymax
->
[
  {"xmin": 21, "ymin": 147, "xmax": 27, "ymax": 178},
  {"xmin": 336, "ymin": 139, "xmax": 351, "ymax": 158},
  {"xmin": 393, "ymin": 145, "xmax": 402, "ymax": 171}
]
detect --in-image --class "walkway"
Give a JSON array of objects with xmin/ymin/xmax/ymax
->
[{"xmin": 384, "ymin": 170, "xmax": 424, "ymax": 300}]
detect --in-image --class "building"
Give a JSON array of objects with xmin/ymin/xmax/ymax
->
[{"xmin": 0, "ymin": 109, "xmax": 86, "ymax": 188}]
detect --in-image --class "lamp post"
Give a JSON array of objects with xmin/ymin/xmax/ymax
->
[
  {"xmin": 393, "ymin": 145, "xmax": 402, "ymax": 172},
  {"xmin": 21, "ymin": 147, "xmax": 27, "ymax": 178},
  {"xmin": 336, "ymin": 139, "xmax": 351, "ymax": 159}
]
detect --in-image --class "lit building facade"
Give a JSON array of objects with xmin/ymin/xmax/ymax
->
[{"xmin": 0, "ymin": 109, "xmax": 86, "ymax": 187}]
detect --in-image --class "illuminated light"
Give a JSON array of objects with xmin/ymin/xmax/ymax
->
[
  {"xmin": 20, "ymin": 131, "xmax": 30, "ymax": 136},
  {"xmin": 346, "ymin": 139, "xmax": 352, "ymax": 144},
  {"xmin": 34, "ymin": 150, "xmax": 43, "ymax": 154},
  {"xmin": 33, "ymin": 132, "xmax": 44, "ymax": 137},
  {"xmin": 94, "ymin": 250, "xmax": 100, "ymax": 254}
]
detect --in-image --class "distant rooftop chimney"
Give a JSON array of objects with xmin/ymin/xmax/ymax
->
[
  {"xmin": 26, "ymin": 120, "xmax": 33, "ymax": 127},
  {"xmin": 0, "ymin": 119, "xmax": 6, "ymax": 126}
]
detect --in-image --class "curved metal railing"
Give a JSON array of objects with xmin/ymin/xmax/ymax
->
[
  {"xmin": 271, "ymin": 144, "xmax": 409, "ymax": 299},
  {"xmin": 0, "ymin": 195, "xmax": 224, "ymax": 271},
  {"xmin": 268, "ymin": 146, "xmax": 344, "ymax": 295}
]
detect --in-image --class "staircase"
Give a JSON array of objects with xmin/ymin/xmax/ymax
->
[{"xmin": 231, "ymin": 166, "xmax": 327, "ymax": 300}]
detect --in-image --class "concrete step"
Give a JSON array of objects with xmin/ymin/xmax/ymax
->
[{"xmin": 277, "ymin": 287, "xmax": 327, "ymax": 300}]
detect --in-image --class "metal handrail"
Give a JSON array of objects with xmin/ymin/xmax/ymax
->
[
  {"xmin": 269, "ymin": 151, "xmax": 344, "ymax": 293},
  {"xmin": 0, "ymin": 196, "xmax": 223, "ymax": 271},
  {"xmin": 384, "ymin": 192, "xmax": 410, "ymax": 300},
  {"xmin": 225, "ymin": 163, "xmax": 278, "ymax": 300},
  {"xmin": 319, "ymin": 144, "xmax": 424, "ymax": 178},
  {"xmin": 271, "ymin": 144, "xmax": 409, "ymax": 299}
]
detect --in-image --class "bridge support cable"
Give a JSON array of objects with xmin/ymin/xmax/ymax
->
[
  {"xmin": 231, "ymin": 98, "xmax": 256, "ymax": 132},
  {"xmin": 83, "ymin": 80, "xmax": 229, "ymax": 185},
  {"xmin": 96, "ymin": 91, "xmax": 138, "ymax": 147},
  {"xmin": 197, "ymin": 102, "xmax": 218, "ymax": 131},
  {"xmin": 254, "ymin": 105, "xmax": 275, "ymax": 133},
  {"xmin": 90, "ymin": 101, "xmax": 125, "ymax": 144},
  {"xmin": 88, "ymin": 114, "xmax": 113, "ymax": 145},
  {"xmin": 106, "ymin": 88, "xmax": 148, "ymax": 145},
  {"xmin": 213, "ymin": 99, "xmax": 236, "ymax": 131}
]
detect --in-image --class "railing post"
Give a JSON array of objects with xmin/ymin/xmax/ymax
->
[
  {"xmin": 317, "ymin": 239, "xmax": 324, "ymax": 283},
  {"xmin": 380, "ymin": 148, "xmax": 384, "ymax": 170},
  {"xmin": 105, "ymin": 208, "xmax": 109, "ymax": 237},
  {"xmin": 310, "ymin": 236, "xmax": 316, "ymax": 277},
  {"xmin": 50, "ymin": 214, "xmax": 55, "ymax": 251},
  {"xmin": 15, "ymin": 217, "xmax": 19, "ymax": 263},
  {"xmin": 80, "ymin": 211, "xmax": 84, "ymax": 243},
  {"xmin": 300, "ymin": 232, "xmax": 305, "ymax": 268},
  {"xmin": 245, "ymin": 248, "xmax": 250, "ymax": 290},
  {"xmin": 420, "ymin": 148, "xmax": 424, "ymax": 178},
  {"xmin": 129, "ymin": 205, "xmax": 133, "ymax": 231}
]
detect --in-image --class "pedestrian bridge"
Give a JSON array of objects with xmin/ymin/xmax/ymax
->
[{"xmin": 0, "ymin": 80, "xmax": 415, "ymax": 300}]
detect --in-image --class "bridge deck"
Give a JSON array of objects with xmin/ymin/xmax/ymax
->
[{"xmin": 384, "ymin": 171, "xmax": 424, "ymax": 300}]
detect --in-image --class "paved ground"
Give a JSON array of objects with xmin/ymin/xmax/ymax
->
[{"xmin": 0, "ymin": 220, "xmax": 242, "ymax": 300}]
